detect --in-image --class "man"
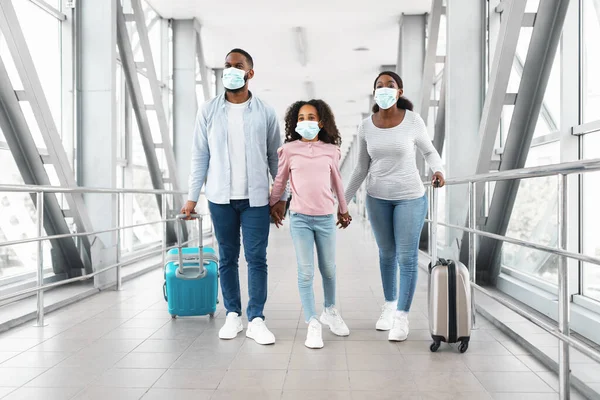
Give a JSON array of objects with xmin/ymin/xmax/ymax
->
[{"xmin": 181, "ymin": 48, "xmax": 287, "ymax": 345}]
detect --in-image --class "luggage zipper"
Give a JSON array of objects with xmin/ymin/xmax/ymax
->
[{"xmin": 448, "ymin": 261, "xmax": 457, "ymax": 343}]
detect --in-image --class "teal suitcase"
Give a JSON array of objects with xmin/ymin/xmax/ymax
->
[{"xmin": 163, "ymin": 214, "xmax": 219, "ymax": 318}]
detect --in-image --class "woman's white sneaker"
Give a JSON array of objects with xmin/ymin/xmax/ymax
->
[
  {"xmin": 319, "ymin": 306, "xmax": 350, "ymax": 336},
  {"xmin": 388, "ymin": 312, "xmax": 409, "ymax": 342},
  {"xmin": 376, "ymin": 301, "xmax": 396, "ymax": 331},
  {"xmin": 246, "ymin": 317, "xmax": 276, "ymax": 345},
  {"xmin": 218, "ymin": 312, "xmax": 243, "ymax": 340},
  {"xmin": 305, "ymin": 319, "xmax": 324, "ymax": 349}
]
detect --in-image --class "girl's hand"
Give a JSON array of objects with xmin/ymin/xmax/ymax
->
[
  {"xmin": 432, "ymin": 172, "xmax": 445, "ymax": 188},
  {"xmin": 337, "ymin": 212, "xmax": 352, "ymax": 229},
  {"xmin": 270, "ymin": 202, "xmax": 286, "ymax": 228}
]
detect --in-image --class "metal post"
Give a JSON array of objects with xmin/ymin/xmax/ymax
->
[
  {"xmin": 468, "ymin": 181, "xmax": 477, "ymax": 329},
  {"xmin": 116, "ymin": 193, "xmax": 122, "ymax": 291},
  {"xmin": 428, "ymin": 185, "xmax": 433, "ymax": 257},
  {"xmin": 34, "ymin": 191, "xmax": 47, "ymax": 327},
  {"xmin": 162, "ymin": 193, "xmax": 167, "ymax": 269},
  {"xmin": 557, "ymin": 173, "xmax": 570, "ymax": 399}
]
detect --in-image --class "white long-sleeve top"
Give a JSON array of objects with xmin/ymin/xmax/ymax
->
[{"xmin": 344, "ymin": 110, "xmax": 444, "ymax": 203}]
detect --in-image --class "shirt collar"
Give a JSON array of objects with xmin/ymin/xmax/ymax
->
[{"xmin": 220, "ymin": 91, "xmax": 254, "ymax": 110}]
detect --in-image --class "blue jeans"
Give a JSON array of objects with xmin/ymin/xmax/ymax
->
[
  {"xmin": 366, "ymin": 194, "xmax": 428, "ymax": 312},
  {"xmin": 208, "ymin": 200, "xmax": 270, "ymax": 321},
  {"xmin": 289, "ymin": 212, "xmax": 337, "ymax": 322}
]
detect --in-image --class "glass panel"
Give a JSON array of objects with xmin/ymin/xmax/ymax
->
[
  {"xmin": 131, "ymin": 167, "xmax": 161, "ymax": 247},
  {"xmin": 0, "ymin": 149, "xmax": 53, "ymax": 281},
  {"xmin": 533, "ymin": 49, "xmax": 560, "ymax": 138},
  {"xmin": 0, "ymin": 35, "xmax": 24, "ymax": 90},
  {"xmin": 437, "ymin": 14, "xmax": 446, "ymax": 57},
  {"xmin": 13, "ymin": 1, "xmax": 61, "ymax": 132},
  {"xmin": 582, "ymin": 132, "xmax": 600, "ymax": 302},
  {"xmin": 526, "ymin": 0, "xmax": 540, "ymax": 12},
  {"xmin": 501, "ymin": 141, "xmax": 561, "ymax": 285},
  {"xmin": 582, "ymin": 0, "xmax": 600, "ymax": 123}
]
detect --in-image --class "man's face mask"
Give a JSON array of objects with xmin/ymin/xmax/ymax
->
[{"xmin": 222, "ymin": 67, "xmax": 247, "ymax": 91}]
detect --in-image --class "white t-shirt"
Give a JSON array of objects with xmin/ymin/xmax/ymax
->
[{"xmin": 226, "ymin": 100, "xmax": 249, "ymax": 200}]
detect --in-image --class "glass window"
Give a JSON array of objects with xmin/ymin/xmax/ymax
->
[
  {"xmin": 501, "ymin": 141, "xmax": 561, "ymax": 285},
  {"xmin": 582, "ymin": 132, "xmax": 600, "ymax": 302},
  {"xmin": 582, "ymin": 0, "xmax": 600, "ymax": 122},
  {"xmin": 13, "ymin": 1, "xmax": 62, "ymax": 134}
]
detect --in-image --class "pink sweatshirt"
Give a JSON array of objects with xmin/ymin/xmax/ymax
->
[{"xmin": 269, "ymin": 140, "xmax": 348, "ymax": 216}]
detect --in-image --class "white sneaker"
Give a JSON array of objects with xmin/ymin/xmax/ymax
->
[
  {"xmin": 246, "ymin": 318, "xmax": 276, "ymax": 345},
  {"xmin": 388, "ymin": 312, "xmax": 409, "ymax": 342},
  {"xmin": 376, "ymin": 301, "xmax": 396, "ymax": 331},
  {"xmin": 219, "ymin": 312, "xmax": 243, "ymax": 340},
  {"xmin": 319, "ymin": 306, "xmax": 350, "ymax": 337},
  {"xmin": 305, "ymin": 319, "xmax": 324, "ymax": 349}
]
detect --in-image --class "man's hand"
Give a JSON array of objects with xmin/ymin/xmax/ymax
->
[
  {"xmin": 270, "ymin": 201, "xmax": 287, "ymax": 228},
  {"xmin": 432, "ymin": 172, "xmax": 445, "ymax": 188},
  {"xmin": 180, "ymin": 201, "xmax": 197, "ymax": 220},
  {"xmin": 337, "ymin": 211, "xmax": 352, "ymax": 229}
]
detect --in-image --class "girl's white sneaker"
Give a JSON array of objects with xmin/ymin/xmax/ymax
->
[{"xmin": 305, "ymin": 319, "xmax": 324, "ymax": 349}]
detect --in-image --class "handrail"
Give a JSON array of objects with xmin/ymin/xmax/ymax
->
[
  {"xmin": 424, "ymin": 158, "xmax": 600, "ymax": 400},
  {"xmin": 0, "ymin": 185, "xmax": 209, "ymax": 329},
  {"xmin": 436, "ymin": 157, "xmax": 600, "ymax": 185},
  {"xmin": 0, "ymin": 183, "xmax": 186, "ymax": 195}
]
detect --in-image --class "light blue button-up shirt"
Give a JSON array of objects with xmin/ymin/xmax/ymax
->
[{"xmin": 187, "ymin": 93, "xmax": 287, "ymax": 207}]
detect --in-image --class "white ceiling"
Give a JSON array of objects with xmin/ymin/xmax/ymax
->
[{"xmin": 147, "ymin": 0, "xmax": 432, "ymax": 147}]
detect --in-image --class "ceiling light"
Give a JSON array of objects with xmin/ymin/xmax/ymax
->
[{"xmin": 353, "ymin": 46, "xmax": 369, "ymax": 52}]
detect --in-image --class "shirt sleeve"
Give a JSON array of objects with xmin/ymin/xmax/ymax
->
[
  {"xmin": 331, "ymin": 147, "xmax": 348, "ymax": 215},
  {"xmin": 414, "ymin": 113, "xmax": 445, "ymax": 175},
  {"xmin": 266, "ymin": 108, "xmax": 289, "ymax": 201},
  {"xmin": 344, "ymin": 123, "xmax": 370, "ymax": 204},
  {"xmin": 187, "ymin": 108, "xmax": 210, "ymax": 202},
  {"xmin": 269, "ymin": 146, "xmax": 290, "ymax": 207}
]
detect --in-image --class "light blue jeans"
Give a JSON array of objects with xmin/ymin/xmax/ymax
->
[
  {"xmin": 366, "ymin": 194, "xmax": 428, "ymax": 312},
  {"xmin": 289, "ymin": 212, "xmax": 337, "ymax": 322}
]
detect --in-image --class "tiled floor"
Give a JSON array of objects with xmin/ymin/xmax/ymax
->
[{"xmin": 0, "ymin": 215, "xmax": 590, "ymax": 399}]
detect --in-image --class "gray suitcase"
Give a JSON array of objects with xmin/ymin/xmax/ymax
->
[{"xmin": 428, "ymin": 182, "xmax": 472, "ymax": 353}]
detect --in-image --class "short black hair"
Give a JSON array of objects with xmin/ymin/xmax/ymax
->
[{"xmin": 227, "ymin": 48, "xmax": 254, "ymax": 69}]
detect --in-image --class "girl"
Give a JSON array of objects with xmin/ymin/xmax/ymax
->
[
  {"xmin": 269, "ymin": 99, "xmax": 351, "ymax": 349},
  {"xmin": 345, "ymin": 71, "xmax": 445, "ymax": 342}
]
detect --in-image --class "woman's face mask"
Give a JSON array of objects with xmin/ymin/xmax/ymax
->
[
  {"xmin": 374, "ymin": 87, "xmax": 399, "ymax": 110},
  {"xmin": 222, "ymin": 67, "xmax": 247, "ymax": 90},
  {"xmin": 295, "ymin": 121, "xmax": 320, "ymax": 140}
]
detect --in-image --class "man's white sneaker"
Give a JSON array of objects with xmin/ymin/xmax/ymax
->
[
  {"xmin": 319, "ymin": 306, "xmax": 350, "ymax": 337},
  {"xmin": 246, "ymin": 318, "xmax": 276, "ymax": 345},
  {"xmin": 305, "ymin": 319, "xmax": 324, "ymax": 349},
  {"xmin": 219, "ymin": 312, "xmax": 243, "ymax": 340},
  {"xmin": 388, "ymin": 312, "xmax": 409, "ymax": 342},
  {"xmin": 376, "ymin": 301, "xmax": 396, "ymax": 331}
]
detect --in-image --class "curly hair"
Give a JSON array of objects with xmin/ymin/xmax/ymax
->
[{"xmin": 284, "ymin": 99, "xmax": 342, "ymax": 146}]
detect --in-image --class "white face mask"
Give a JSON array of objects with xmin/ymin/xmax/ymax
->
[
  {"xmin": 222, "ymin": 67, "xmax": 247, "ymax": 90},
  {"xmin": 374, "ymin": 87, "xmax": 398, "ymax": 110}
]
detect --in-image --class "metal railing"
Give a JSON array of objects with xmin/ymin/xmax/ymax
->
[
  {"xmin": 425, "ymin": 158, "xmax": 600, "ymax": 400},
  {"xmin": 0, "ymin": 184, "xmax": 210, "ymax": 327}
]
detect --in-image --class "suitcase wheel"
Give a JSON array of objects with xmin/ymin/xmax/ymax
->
[
  {"xmin": 430, "ymin": 341, "xmax": 441, "ymax": 353},
  {"xmin": 209, "ymin": 313, "xmax": 215, "ymax": 318},
  {"xmin": 459, "ymin": 340, "xmax": 469, "ymax": 353},
  {"xmin": 171, "ymin": 315, "xmax": 177, "ymax": 319}
]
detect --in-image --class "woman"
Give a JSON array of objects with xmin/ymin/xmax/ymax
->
[
  {"xmin": 344, "ymin": 71, "xmax": 445, "ymax": 342},
  {"xmin": 270, "ymin": 99, "xmax": 351, "ymax": 349}
]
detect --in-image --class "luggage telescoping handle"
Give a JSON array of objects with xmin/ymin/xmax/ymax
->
[
  {"xmin": 431, "ymin": 178, "xmax": 441, "ymax": 265},
  {"xmin": 175, "ymin": 214, "xmax": 204, "ymax": 277}
]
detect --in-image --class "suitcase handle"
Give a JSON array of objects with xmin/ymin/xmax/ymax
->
[
  {"xmin": 175, "ymin": 214, "xmax": 204, "ymax": 277},
  {"xmin": 430, "ymin": 181, "xmax": 440, "ymax": 268},
  {"xmin": 174, "ymin": 252, "xmax": 219, "ymax": 280}
]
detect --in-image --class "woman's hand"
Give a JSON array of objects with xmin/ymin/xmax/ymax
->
[
  {"xmin": 432, "ymin": 172, "xmax": 445, "ymax": 188},
  {"xmin": 337, "ymin": 212, "xmax": 352, "ymax": 229}
]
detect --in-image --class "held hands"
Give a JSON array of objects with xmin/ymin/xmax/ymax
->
[
  {"xmin": 432, "ymin": 172, "xmax": 446, "ymax": 188},
  {"xmin": 270, "ymin": 201, "xmax": 287, "ymax": 228},
  {"xmin": 337, "ymin": 211, "xmax": 352, "ymax": 229},
  {"xmin": 180, "ymin": 201, "xmax": 197, "ymax": 220}
]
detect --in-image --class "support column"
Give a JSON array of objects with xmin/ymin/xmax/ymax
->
[
  {"xmin": 444, "ymin": 0, "xmax": 485, "ymax": 258},
  {"xmin": 77, "ymin": 0, "xmax": 118, "ymax": 288},
  {"xmin": 172, "ymin": 19, "xmax": 198, "ymax": 195},
  {"xmin": 214, "ymin": 68, "xmax": 224, "ymax": 96},
  {"xmin": 397, "ymin": 14, "xmax": 426, "ymax": 110}
]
